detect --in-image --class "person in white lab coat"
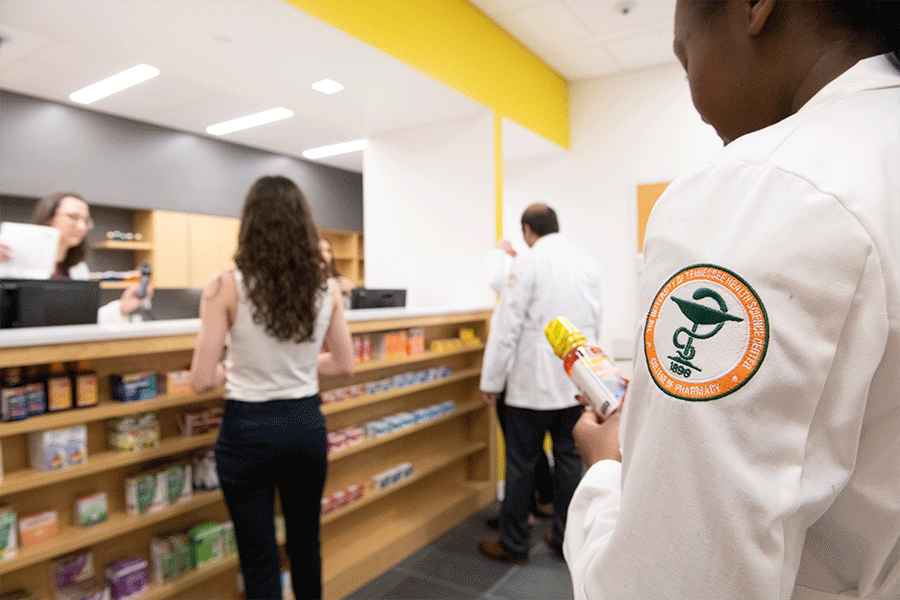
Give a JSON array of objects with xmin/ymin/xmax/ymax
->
[
  {"xmin": 479, "ymin": 203, "xmax": 603, "ymax": 563},
  {"xmin": 485, "ymin": 238, "xmax": 555, "ymax": 529},
  {"xmin": 564, "ymin": 2, "xmax": 900, "ymax": 599}
]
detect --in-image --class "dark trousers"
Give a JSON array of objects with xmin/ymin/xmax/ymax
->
[
  {"xmin": 495, "ymin": 391, "xmax": 553, "ymax": 507},
  {"xmin": 500, "ymin": 404, "xmax": 583, "ymax": 555},
  {"xmin": 215, "ymin": 398, "xmax": 328, "ymax": 600}
]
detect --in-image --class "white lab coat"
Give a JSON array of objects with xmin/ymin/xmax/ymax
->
[
  {"xmin": 480, "ymin": 233, "xmax": 603, "ymax": 410},
  {"xmin": 564, "ymin": 54, "xmax": 900, "ymax": 600},
  {"xmin": 69, "ymin": 262, "xmax": 130, "ymax": 324}
]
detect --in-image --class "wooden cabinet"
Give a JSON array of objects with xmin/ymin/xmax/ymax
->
[
  {"xmin": 320, "ymin": 229, "xmax": 364, "ymax": 287},
  {"xmin": 0, "ymin": 309, "xmax": 493, "ymax": 600}
]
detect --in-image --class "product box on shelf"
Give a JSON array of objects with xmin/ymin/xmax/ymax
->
[
  {"xmin": 104, "ymin": 556, "xmax": 148, "ymax": 600},
  {"xmin": 149, "ymin": 532, "xmax": 191, "ymax": 585},
  {"xmin": 1, "ymin": 377, "xmax": 28, "ymax": 422},
  {"xmin": 407, "ymin": 328, "xmax": 425, "ymax": 356},
  {"xmin": 160, "ymin": 370, "xmax": 192, "ymax": 396},
  {"xmin": 73, "ymin": 363, "xmax": 99, "ymax": 408},
  {"xmin": 109, "ymin": 373, "xmax": 157, "ymax": 403},
  {"xmin": 165, "ymin": 464, "xmax": 193, "ymax": 505},
  {"xmin": 125, "ymin": 472, "xmax": 165, "ymax": 516},
  {"xmin": 193, "ymin": 450, "xmax": 220, "ymax": 491},
  {"xmin": 108, "ymin": 413, "xmax": 160, "ymax": 452},
  {"xmin": 52, "ymin": 551, "xmax": 95, "ymax": 590},
  {"xmin": 383, "ymin": 330, "xmax": 408, "ymax": 360},
  {"xmin": 179, "ymin": 407, "xmax": 223, "ymax": 436},
  {"xmin": 29, "ymin": 426, "xmax": 87, "ymax": 471},
  {"xmin": 18, "ymin": 510, "xmax": 58, "ymax": 548},
  {"xmin": 75, "ymin": 492, "xmax": 108, "ymax": 527},
  {"xmin": 188, "ymin": 522, "xmax": 226, "ymax": 569},
  {"xmin": 0, "ymin": 506, "xmax": 17, "ymax": 561}
]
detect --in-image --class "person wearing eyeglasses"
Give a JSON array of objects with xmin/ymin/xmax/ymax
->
[{"xmin": 0, "ymin": 191, "xmax": 152, "ymax": 323}]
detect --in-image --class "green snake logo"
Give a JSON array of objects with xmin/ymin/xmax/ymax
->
[{"xmin": 667, "ymin": 287, "xmax": 743, "ymax": 378}]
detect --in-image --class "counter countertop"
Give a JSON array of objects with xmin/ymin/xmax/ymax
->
[{"xmin": 0, "ymin": 305, "xmax": 493, "ymax": 348}]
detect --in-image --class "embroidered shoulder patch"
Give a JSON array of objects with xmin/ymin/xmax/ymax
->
[{"xmin": 644, "ymin": 264, "xmax": 768, "ymax": 401}]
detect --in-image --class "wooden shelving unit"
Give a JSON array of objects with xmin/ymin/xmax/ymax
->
[
  {"xmin": 320, "ymin": 229, "xmax": 364, "ymax": 287},
  {"xmin": 91, "ymin": 240, "xmax": 153, "ymax": 251},
  {"xmin": 0, "ymin": 309, "xmax": 493, "ymax": 600}
]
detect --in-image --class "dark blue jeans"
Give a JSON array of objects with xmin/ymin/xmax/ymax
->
[{"xmin": 215, "ymin": 397, "xmax": 328, "ymax": 600}]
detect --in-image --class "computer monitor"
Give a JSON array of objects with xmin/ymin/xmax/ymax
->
[
  {"xmin": 0, "ymin": 279, "xmax": 100, "ymax": 328},
  {"xmin": 350, "ymin": 288, "xmax": 406, "ymax": 310}
]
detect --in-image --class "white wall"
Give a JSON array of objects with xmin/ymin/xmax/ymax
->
[
  {"xmin": 363, "ymin": 112, "xmax": 496, "ymax": 309},
  {"xmin": 503, "ymin": 61, "xmax": 723, "ymax": 366}
]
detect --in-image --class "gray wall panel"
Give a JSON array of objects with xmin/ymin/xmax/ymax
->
[{"xmin": 0, "ymin": 90, "xmax": 363, "ymax": 230}]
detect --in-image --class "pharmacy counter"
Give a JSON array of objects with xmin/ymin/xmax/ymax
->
[{"xmin": 0, "ymin": 308, "xmax": 495, "ymax": 600}]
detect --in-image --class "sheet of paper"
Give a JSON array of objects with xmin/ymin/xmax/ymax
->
[{"xmin": 0, "ymin": 222, "xmax": 61, "ymax": 279}]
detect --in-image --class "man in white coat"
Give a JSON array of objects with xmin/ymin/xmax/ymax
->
[
  {"xmin": 564, "ymin": 2, "xmax": 900, "ymax": 599},
  {"xmin": 479, "ymin": 203, "xmax": 603, "ymax": 563}
]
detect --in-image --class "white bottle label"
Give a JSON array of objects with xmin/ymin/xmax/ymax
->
[{"xmin": 570, "ymin": 354, "xmax": 626, "ymax": 420}]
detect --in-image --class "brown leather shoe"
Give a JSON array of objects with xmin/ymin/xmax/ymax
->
[
  {"xmin": 477, "ymin": 538, "xmax": 527, "ymax": 563},
  {"xmin": 544, "ymin": 532, "xmax": 564, "ymax": 558}
]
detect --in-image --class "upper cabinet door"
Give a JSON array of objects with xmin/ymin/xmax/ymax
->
[
  {"xmin": 189, "ymin": 214, "xmax": 240, "ymax": 287},
  {"xmin": 135, "ymin": 210, "xmax": 191, "ymax": 289}
]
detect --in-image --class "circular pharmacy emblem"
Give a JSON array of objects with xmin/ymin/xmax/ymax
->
[{"xmin": 644, "ymin": 264, "xmax": 768, "ymax": 401}]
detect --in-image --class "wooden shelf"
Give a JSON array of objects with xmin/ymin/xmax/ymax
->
[
  {"xmin": 328, "ymin": 400, "xmax": 483, "ymax": 461},
  {"xmin": 322, "ymin": 367, "xmax": 480, "ymax": 416},
  {"xmin": 0, "ymin": 490, "xmax": 223, "ymax": 575},
  {"xmin": 0, "ymin": 390, "xmax": 224, "ymax": 438},
  {"xmin": 321, "ymin": 439, "xmax": 487, "ymax": 526},
  {"xmin": 348, "ymin": 311, "xmax": 488, "ymax": 335},
  {"xmin": 91, "ymin": 240, "xmax": 153, "ymax": 251},
  {"xmin": 353, "ymin": 344, "xmax": 484, "ymax": 374},
  {"xmin": 142, "ymin": 550, "xmax": 240, "ymax": 600},
  {"xmin": 0, "ymin": 431, "xmax": 219, "ymax": 495}
]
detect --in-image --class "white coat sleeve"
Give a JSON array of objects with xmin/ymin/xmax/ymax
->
[
  {"xmin": 564, "ymin": 460, "xmax": 622, "ymax": 600},
  {"xmin": 479, "ymin": 253, "xmax": 534, "ymax": 393},
  {"xmin": 485, "ymin": 248, "xmax": 513, "ymax": 296}
]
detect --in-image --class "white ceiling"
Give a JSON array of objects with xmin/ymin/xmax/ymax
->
[{"xmin": 0, "ymin": 0, "xmax": 678, "ymax": 174}]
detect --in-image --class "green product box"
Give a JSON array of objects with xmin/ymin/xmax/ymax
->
[
  {"xmin": 189, "ymin": 523, "xmax": 225, "ymax": 569},
  {"xmin": 125, "ymin": 471, "xmax": 165, "ymax": 516},
  {"xmin": 74, "ymin": 492, "xmax": 108, "ymax": 527},
  {"xmin": 0, "ymin": 506, "xmax": 17, "ymax": 562},
  {"xmin": 165, "ymin": 464, "xmax": 193, "ymax": 506}
]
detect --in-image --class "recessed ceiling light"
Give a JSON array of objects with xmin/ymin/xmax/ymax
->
[
  {"xmin": 302, "ymin": 139, "xmax": 367, "ymax": 159},
  {"xmin": 311, "ymin": 79, "xmax": 345, "ymax": 94},
  {"xmin": 69, "ymin": 64, "xmax": 160, "ymax": 104},
  {"xmin": 206, "ymin": 107, "xmax": 294, "ymax": 136}
]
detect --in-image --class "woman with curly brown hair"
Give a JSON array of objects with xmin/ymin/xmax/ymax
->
[{"xmin": 191, "ymin": 175, "xmax": 355, "ymax": 600}]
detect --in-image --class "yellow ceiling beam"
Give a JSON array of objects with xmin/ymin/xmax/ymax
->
[{"xmin": 283, "ymin": 0, "xmax": 570, "ymax": 149}]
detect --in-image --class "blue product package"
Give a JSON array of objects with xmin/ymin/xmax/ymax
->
[{"xmin": 110, "ymin": 373, "xmax": 158, "ymax": 402}]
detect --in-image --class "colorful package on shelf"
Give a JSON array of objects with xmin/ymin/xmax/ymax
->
[
  {"xmin": 125, "ymin": 472, "xmax": 165, "ymax": 516},
  {"xmin": 0, "ymin": 438, "xmax": 3, "ymax": 484},
  {"xmin": 192, "ymin": 450, "xmax": 220, "ymax": 491},
  {"xmin": 107, "ymin": 416, "xmax": 139, "ymax": 453},
  {"xmin": 29, "ymin": 426, "xmax": 87, "ymax": 471},
  {"xmin": 406, "ymin": 328, "xmax": 425, "ymax": 356},
  {"xmin": 165, "ymin": 464, "xmax": 193, "ymax": 505},
  {"xmin": 353, "ymin": 334, "xmax": 371, "ymax": 363},
  {"xmin": 149, "ymin": 532, "xmax": 190, "ymax": 585},
  {"xmin": 320, "ymin": 496, "xmax": 335, "ymax": 516},
  {"xmin": 73, "ymin": 363, "xmax": 99, "ymax": 408},
  {"xmin": 1, "ymin": 379, "xmax": 28, "ymax": 422},
  {"xmin": 54, "ymin": 578, "xmax": 111, "ymax": 600},
  {"xmin": 25, "ymin": 368, "xmax": 47, "ymax": 416},
  {"xmin": 137, "ymin": 413, "xmax": 160, "ymax": 449},
  {"xmin": 189, "ymin": 522, "xmax": 226, "ymax": 569},
  {"xmin": 0, "ymin": 506, "xmax": 17, "ymax": 562},
  {"xmin": 179, "ymin": 407, "xmax": 223, "ymax": 436},
  {"xmin": 161, "ymin": 370, "xmax": 192, "ymax": 397},
  {"xmin": 75, "ymin": 492, "xmax": 108, "ymax": 527},
  {"xmin": 383, "ymin": 330, "xmax": 408, "ymax": 360},
  {"xmin": 104, "ymin": 556, "xmax": 148, "ymax": 600},
  {"xmin": 46, "ymin": 364, "xmax": 73, "ymax": 412},
  {"xmin": 109, "ymin": 372, "xmax": 157, "ymax": 403},
  {"xmin": 18, "ymin": 510, "xmax": 58, "ymax": 548},
  {"xmin": 52, "ymin": 551, "xmax": 95, "ymax": 590}
]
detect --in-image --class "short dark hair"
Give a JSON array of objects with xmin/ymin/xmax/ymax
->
[
  {"xmin": 521, "ymin": 203, "xmax": 559, "ymax": 237},
  {"xmin": 31, "ymin": 191, "xmax": 88, "ymax": 269}
]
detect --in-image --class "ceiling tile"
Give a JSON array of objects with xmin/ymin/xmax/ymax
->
[
  {"xmin": 490, "ymin": 1, "xmax": 593, "ymax": 54},
  {"xmin": 550, "ymin": 41, "xmax": 622, "ymax": 81},
  {"xmin": 603, "ymin": 21, "xmax": 678, "ymax": 72}
]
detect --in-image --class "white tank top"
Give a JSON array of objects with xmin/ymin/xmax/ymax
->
[{"xmin": 225, "ymin": 270, "xmax": 333, "ymax": 402}]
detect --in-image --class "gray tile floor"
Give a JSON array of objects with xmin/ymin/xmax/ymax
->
[{"xmin": 341, "ymin": 502, "xmax": 574, "ymax": 600}]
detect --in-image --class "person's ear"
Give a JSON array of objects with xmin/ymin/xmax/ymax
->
[{"xmin": 747, "ymin": 0, "xmax": 776, "ymax": 37}]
